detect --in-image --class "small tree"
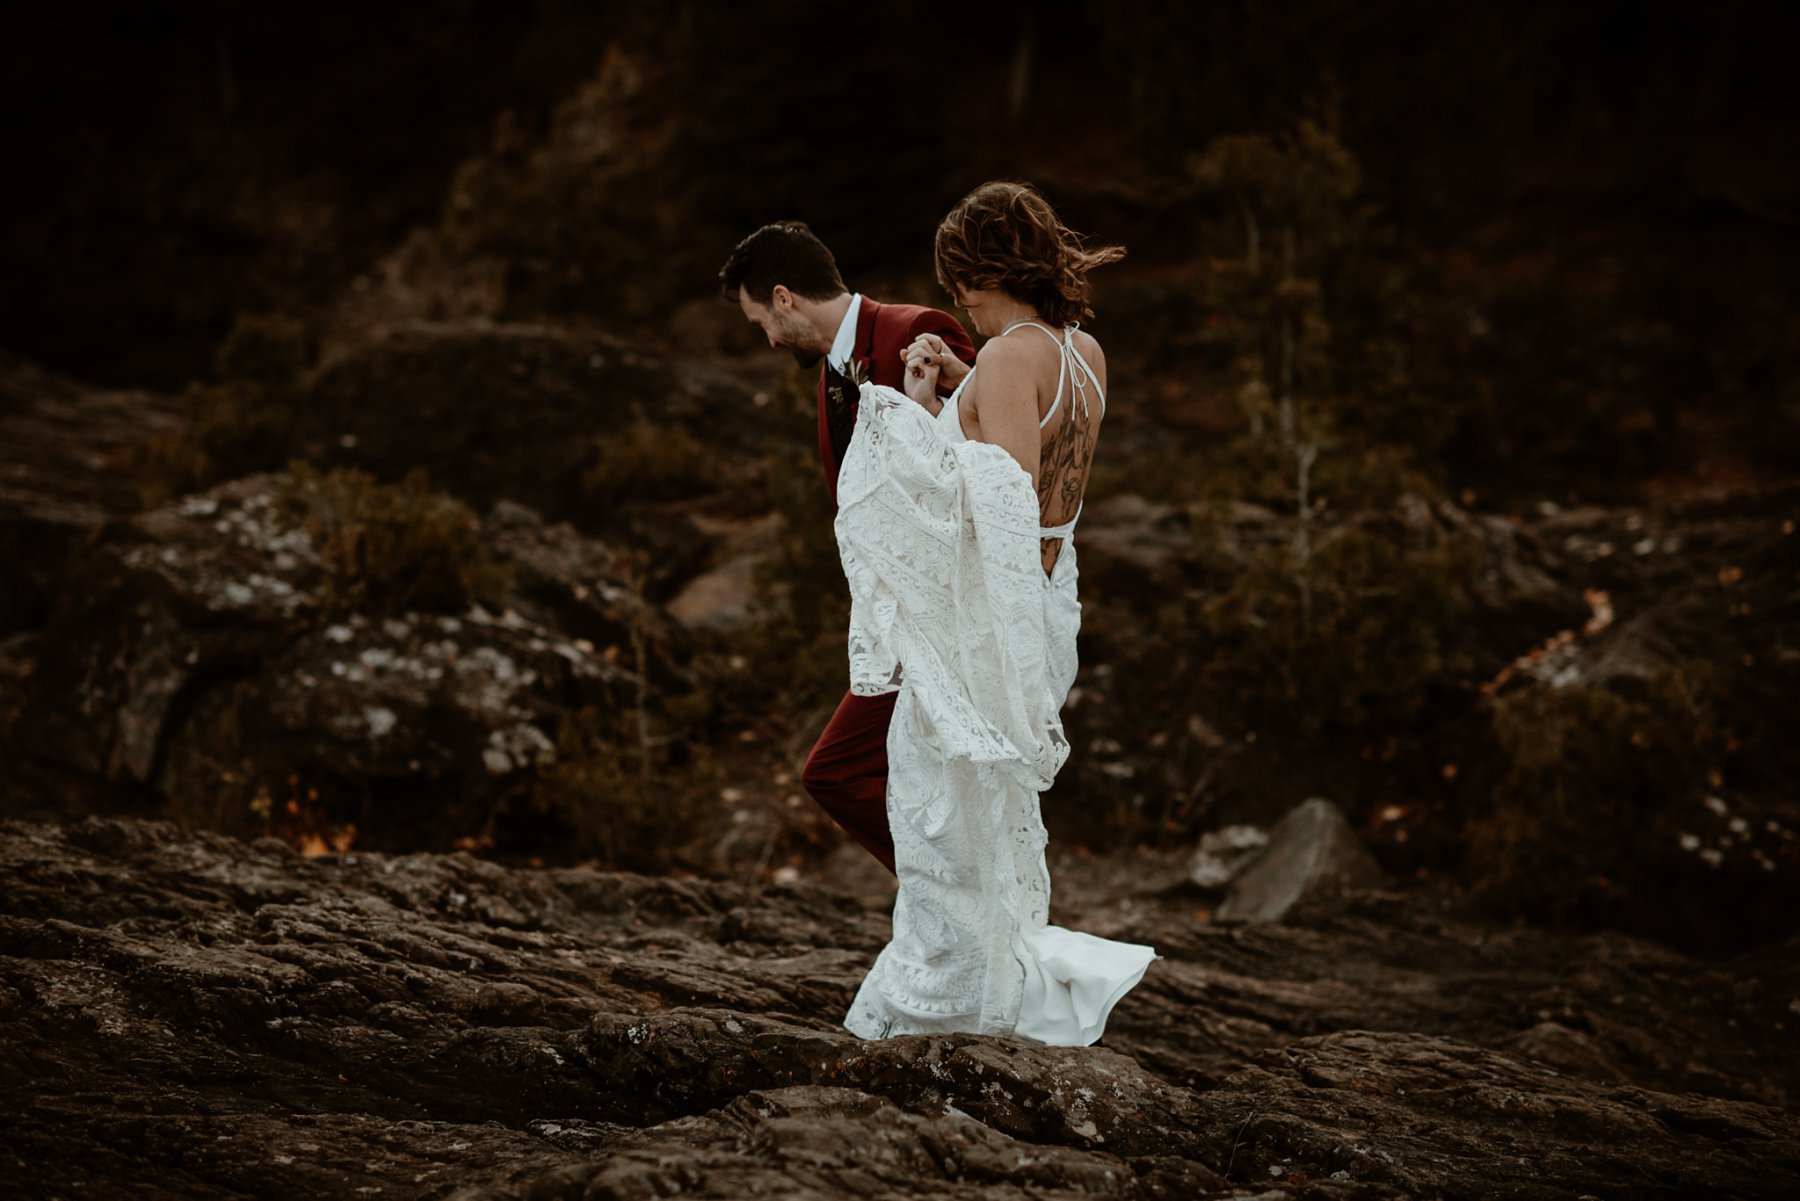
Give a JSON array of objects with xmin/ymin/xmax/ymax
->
[
  {"xmin": 1189, "ymin": 120, "xmax": 1361, "ymax": 443},
  {"xmin": 140, "ymin": 314, "xmax": 313, "ymax": 503},
  {"xmin": 1189, "ymin": 121, "xmax": 1365, "ymax": 641},
  {"xmin": 1183, "ymin": 122, "xmax": 1479, "ymax": 735}
]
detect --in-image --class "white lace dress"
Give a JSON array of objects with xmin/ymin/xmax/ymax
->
[{"xmin": 835, "ymin": 381, "xmax": 1157, "ymax": 1047}]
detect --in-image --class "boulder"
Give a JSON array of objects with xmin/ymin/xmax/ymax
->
[
  {"xmin": 300, "ymin": 319, "xmax": 770, "ymax": 527},
  {"xmin": 1069, "ymin": 493, "xmax": 1194, "ymax": 599},
  {"xmin": 1215, "ymin": 797, "xmax": 1385, "ymax": 922},
  {"xmin": 1187, "ymin": 823, "xmax": 1270, "ymax": 888},
  {"xmin": 480, "ymin": 498, "xmax": 688, "ymax": 687},
  {"xmin": 0, "ymin": 351, "xmax": 183, "ymax": 632},
  {"xmin": 665, "ymin": 512, "xmax": 779, "ymax": 634},
  {"xmin": 667, "ymin": 551, "xmax": 760, "ymax": 632}
]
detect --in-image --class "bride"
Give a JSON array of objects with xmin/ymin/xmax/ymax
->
[{"xmin": 835, "ymin": 181, "xmax": 1157, "ymax": 1047}]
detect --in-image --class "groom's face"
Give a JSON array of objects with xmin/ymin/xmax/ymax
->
[{"xmin": 739, "ymin": 286, "xmax": 827, "ymax": 368}]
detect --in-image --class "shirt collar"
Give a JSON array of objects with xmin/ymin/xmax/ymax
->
[{"xmin": 827, "ymin": 293, "xmax": 863, "ymax": 372}]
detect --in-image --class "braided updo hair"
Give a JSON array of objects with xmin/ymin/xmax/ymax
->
[{"xmin": 933, "ymin": 181, "xmax": 1126, "ymax": 329}]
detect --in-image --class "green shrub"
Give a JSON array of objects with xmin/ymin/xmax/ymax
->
[
  {"xmin": 1200, "ymin": 519, "xmax": 1482, "ymax": 735},
  {"xmin": 1087, "ymin": 446, "xmax": 1213, "ymax": 508},
  {"xmin": 528, "ymin": 702, "xmax": 704, "ymax": 872},
  {"xmin": 277, "ymin": 463, "xmax": 512, "ymax": 617},
  {"xmin": 582, "ymin": 417, "xmax": 713, "ymax": 508},
  {"xmin": 141, "ymin": 314, "xmax": 312, "ymax": 503},
  {"xmin": 1183, "ymin": 120, "xmax": 1471, "ymax": 463},
  {"xmin": 1466, "ymin": 668, "xmax": 1718, "ymax": 922}
]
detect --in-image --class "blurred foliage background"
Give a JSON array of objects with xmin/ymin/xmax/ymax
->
[{"xmin": 2, "ymin": 0, "xmax": 1796, "ymax": 952}]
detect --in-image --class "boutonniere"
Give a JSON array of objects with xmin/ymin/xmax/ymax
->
[{"xmin": 826, "ymin": 358, "xmax": 868, "ymax": 408}]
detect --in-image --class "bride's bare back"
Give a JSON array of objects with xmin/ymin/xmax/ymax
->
[{"xmin": 958, "ymin": 322, "xmax": 1107, "ymax": 575}]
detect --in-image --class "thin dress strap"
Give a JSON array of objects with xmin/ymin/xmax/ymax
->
[
  {"xmin": 999, "ymin": 320, "xmax": 1107, "ymax": 428},
  {"xmin": 1062, "ymin": 324, "xmax": 1106, "ymax": 416}
]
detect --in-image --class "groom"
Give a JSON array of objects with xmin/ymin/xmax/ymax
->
[{"xmin": 720, "ymin": 221, "xmax": 975, "ymax": 875}]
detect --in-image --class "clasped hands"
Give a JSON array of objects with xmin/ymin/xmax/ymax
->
[{"xmin": 900, "ymin": 333, "xmax": 971, "ymax": 413}]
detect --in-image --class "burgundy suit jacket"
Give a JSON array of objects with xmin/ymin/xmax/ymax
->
[{"xmin": 817, "ymin": 296, "xmax": 975, "ymax": 507}]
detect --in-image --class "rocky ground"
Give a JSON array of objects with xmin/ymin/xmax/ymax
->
[
  {"xmin": 3, "ymin": 28, "xmax": 1796, "ymax": 1198},
  {"xmin": 3, "ymin": 816, "xmax": 1798, "ymax": 1200}
]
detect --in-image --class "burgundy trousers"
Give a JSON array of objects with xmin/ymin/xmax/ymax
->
[{"xmin": 801, "ymin": 690, "xmax": 899, "ymax": 876}]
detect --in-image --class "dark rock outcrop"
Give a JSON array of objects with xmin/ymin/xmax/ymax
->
[
  {"xmin": 1061, "ymin": 482, "xmax": 1800, "ymax": 954},
  {"xmin": 301, "ymin": 320, "xmax": 770, "ymax": 529},
  {"xmin": 3, "ymin": 817, "xmax": 1796, "ymax": 1199},
  {"xmin": 0, "ymin": 352, "xmax": 184, "ymax": 633},
  {"xmin": 1, "ymin": 475, "xmax": 674, "ymax": 850},
  {"xmin": 1466, "ymin": 486, "xmax": 1800, "ymax": 951}
]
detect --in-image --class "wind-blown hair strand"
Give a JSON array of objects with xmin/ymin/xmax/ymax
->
[{"xmin": 933, "ymin": 181, "xmax": 1125, "ymax": 327}]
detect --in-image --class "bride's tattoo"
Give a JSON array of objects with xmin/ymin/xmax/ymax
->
[{"xmin": 1037, "ymin": 385, "xmax": 1096, "ymax": 570}]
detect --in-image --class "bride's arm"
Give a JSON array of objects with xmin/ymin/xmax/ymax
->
[
  {"xmin": 963, "ymin": 339, "xmax": 1041, "ymax": 488},
  {"xmin": 902, "ymin": 354, "xmax": 944, "ymax": 415},
  {"xmin": 902, "ymin": 331, "xmax": 971, "ymax": 389},
  {"xmin": 900, "ymin": 333, "xmax": 971, "ymax": 417}
]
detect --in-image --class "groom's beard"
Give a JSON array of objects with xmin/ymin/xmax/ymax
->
[{"xmin": 770, "ymin": 312, "xmax": 827, "ymax": 369}]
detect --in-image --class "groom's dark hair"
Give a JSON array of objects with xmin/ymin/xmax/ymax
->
[{"xmin": 719, "ymin": 221, "xmax": 847, "ymax": 304}]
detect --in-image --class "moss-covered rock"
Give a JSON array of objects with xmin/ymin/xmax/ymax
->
[{"xmin": 0, "ymin": 472, "xmax": 707, "ymax": 858}]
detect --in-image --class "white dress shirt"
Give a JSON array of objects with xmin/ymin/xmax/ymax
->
[{"xmin": 827, "ymin": 293, "xmax": 864, "ymax": 373}]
